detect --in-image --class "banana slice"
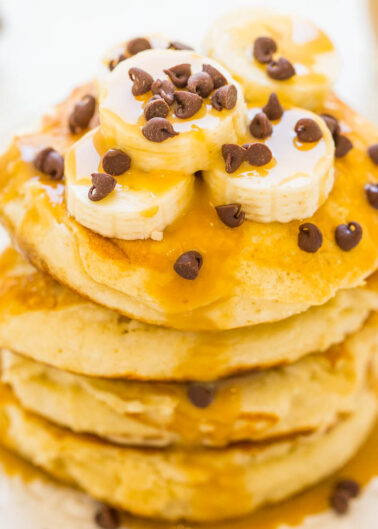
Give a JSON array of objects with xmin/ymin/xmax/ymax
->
[
  {"xmin": 203, "ymin": 105, "xmax": 335, "ymax": 223},
  {"xmin": 103, "ymin": 34, "xmax": 195, "ymax": 72},
  {"xmin": 99, "ymin": 49, "xmax": 247, "ymax": 174},
  {"xmin": 65, "ymin": 127, "xmax": 194, "ymax": 240},
  {"xmin": 203, "ymin": 9, "xmax": 339, "ymax": 110}
]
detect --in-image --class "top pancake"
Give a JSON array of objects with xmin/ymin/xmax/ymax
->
[{"xmin": 0, "ymin": 82, "xmax": 377, "ymax": 329}]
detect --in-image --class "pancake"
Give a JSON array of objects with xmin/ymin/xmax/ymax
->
[
  {"xmin": 0, "ymin": 381, "xmax": 375, "ymax": 522},
  {"xmin": 0, "ymin": 85, "xmax": 376, "ymax": 330},
  {"xmin": 0, "ymin": 247, "xmax": 377, "ymax": 381},
  {"xmin": 2, "ymin": 313, "xmax": 377, "ymax": 447}
]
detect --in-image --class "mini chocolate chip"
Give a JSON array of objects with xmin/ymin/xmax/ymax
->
[
  {"xmin": 365, "ymin": 183, "xmax": 378, "ymax": 209},
  {"xmin": 249, "ymin": 112, "xmax": 273, "ymax": 139},
  {"xmin": 262, "ymin": 92, "xmax": 283, "ymax": 121},
  {"xmin": 202, "ymin": 64, "xmax": 227, "ymax": 89},
  {"xmin": 187, "ymin": 383, "xmax": 216, "ymax": 408},
  {"xmin": 267, "ymin": 57, "xmax": 296, "ymax": 80},
  {"xmin": 88, "ymin": 173, "xmax": 116, "ymax": 202},
  {"xmin": 211, "ymin": 85, "xmax": 237, "ymax": 111},
  {"xmin": 169, "ymin": 41, "xmax": 194, "ymax": 51},
  {"xmin": 295, "ymin": 118, "xmax": 323, "ymax": 143},
  {"xmin": 335, "ymin": 135, "xmax": 353, "ymax": 158},
  {"xmin": 335, "ymin": 222, "xmax": 362, "ymax": 251},
  {"xmin": 163, "ymin": 63, "xmax": 191, "ymax": 88},
  {"xmin": 151, "ymin": 79, "xmax": 175, "ymax": 105},
  {"xmin": 298, "ymin": 223, "xmax": 323, "ymax": 253},
  {"xmin": 95, "ymin": 504, "xmax": 120, "ymax": 529},
  {"xmin": 174, "ymin": 91, "xmax": 202, "ymax": 119},
  {"xmin": 128, "ymin": 67, "xmax": 153, "ymax": 96},
  {"xmin": 109, "ymin": 53, "xmax": 126, "ymax": 71},
  {"xmin": 126, "ymin": 37, "xmax": 151, "ymax": 56},
  {"xmin": 216, "ymin": 203, "xmax": 245, "ymax": 228},
  {"xmin": 174, "ymin": 251, "xmax": 203, "ymax": 280},
  {"xmin": 253, "ymin": 36, "xmax": 277, "ymax": 64},
  {"xmin": 34, "ymin": 148, "xmax": 64, "ymax": 180},
  {"xmin": 330, "ymin": 489, "xmax": 350, "ymax": 515},
  {"xmin": 368, "ymin": 144, "xmax": 378, "ymax": 164},
  {"xmin": 245, "ymin": 143, "xmax": 272, "ymax": 166},
  {"xmin": 320, "ymin": 113, "xmax": 340, "ymax": 136},
  {"xmin": 336, "ymin": 479, "xmax": 360, "ymax": 499},
  {"xmin": 221, "ymin": 144, "xmax": 246, "ymax": 173},
  {"xmin": 187, "ymin": 72, "xmax": 214, "ymax": 98},
  {"xmin": 142, "ymin": 117, "xmax": 179, "ymax": 142},
  {"xmin": 102, "ymin": 149, "xmax": 131, "ymax": 176},
  {"xmin": 68, "ymin": 94, "xmax": 96, "ymax": 134},
  {"xmin": 144, "ymin": 97, "xmax": 170, "ymax": 120}
]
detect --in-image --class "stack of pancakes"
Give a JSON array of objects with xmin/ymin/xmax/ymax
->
[{"xmin": 0, "ymin": 9, "xmax": 377, "ymax": 524}]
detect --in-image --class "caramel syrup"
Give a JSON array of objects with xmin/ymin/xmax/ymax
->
[{"xmin": 1, "ymin": 419, "xmax": 378, "ymax": 528}]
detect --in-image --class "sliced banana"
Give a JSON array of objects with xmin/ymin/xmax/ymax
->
[
  {"xmin": 203, "ymin": 9, "xmax": 339, "ymax": 110},
  {"xmin": 203, "ymin": 105, "xmax": 335, "ymax": 223},
  {"xmin": 99, "ymin": 49, "xmax": 247, "ymax": 174},
  {"xmin": 65, "ymin": 127, "xmax": 194, "ymax": 240}
]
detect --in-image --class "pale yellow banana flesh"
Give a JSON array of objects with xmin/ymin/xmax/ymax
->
[
  {"xmin": 204, "ymin": 106, "xmax": 335, "ymax": 223},
  {"xmin": 203, "ymin": 9, "xmax": 339, "ymax": 110}
]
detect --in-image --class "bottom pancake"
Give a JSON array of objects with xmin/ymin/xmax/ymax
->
[
  {"xmin": 1, "ymin": 313, "xmax": 377, "ymax": 447},
  {"xmin": 0, "ymin": 382, "xmax": 376, "ymax": 522}
]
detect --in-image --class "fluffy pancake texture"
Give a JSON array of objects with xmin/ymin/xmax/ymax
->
[
  {"xmin": 0, "ymin": 87, "xmax": 377, "ymax": 329},
  {"xmin": 2, "ymin": 314, "xmax": 378, "ymax": 448},
  {"xmin": 0, "ymin": 247, "xmax": 377, "ymax": 380},
  {"xmin": 0, "ymin": 381, "xmax": 376, "ymax": 522}
]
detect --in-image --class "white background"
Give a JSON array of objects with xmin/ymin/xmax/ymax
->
[{"xmin": 0, "ymin": 0, "xmax": 377, "ymax": 144}]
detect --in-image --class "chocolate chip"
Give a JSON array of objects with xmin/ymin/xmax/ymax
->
[
  {"xmin": 262, "ymin": 92, "xmax": 283, "ymax": 121},
  {"xmin": 88, "ymin": 173, "xmax": 116, "ymax": 202},
  {"xmin": 298, "ymin": 223, "xmax": 323, "ymax": 253},
  {"xmin": 211, "ymin": 85, "xmax": 237, "ymax": 111},
  {"xmin": 68, "ymin": 94, "xmax": 96, "ymax": 134},
  {"xmin": 102, "ymin": 149, "xmax": 131, "ymax": 176},
  {"xmin": 221, "ymin": 144, "xmax": 246, "ymax": 173},
  {"xmin": 267, "ymin": 58, "xmax": 295, "ymax": 80},
  {"xmin": 187, "ymin": 383, "xmax": 216, "ymax": 408},
  {"xmin": 169, "ymin": 41, "xmax": 194, "ymax": 51},
  {"xmin": 366, "ymin": 183, "xmax": 378, "ymax": 209},
  {"xmin": 335, "ymin": 222, "xmax": 362, "ymax": 251},
  {"xmin": 295, "ymin": 118, "xmax": 323, "ymax": 143},
  {"xmin": 202, "ymin": 64, "xmax": 227, "ymax": 89},
  {"xmin": 330, "ymin": 480, "xmax": 360, "ymax": 515},
  {"xmin": 109, "ymin": 54, "xmax": 126, "ymax": 72},
  {"xmin": 128, "ymin": 67, "xmax": 153, "ymax": 96},
  {"xmin": 216, "ymin": 203, "xmax": 245, "ymax": 228},
  {"xmin": 95, "ymin": 504, "xmax": 120, "ymax": 529},
  {"xmin": 368, "ymin": 144, "xmax": 378, "ymax": 164},
  {"xmin": 174, "ymin": 251, "xmax": 203, "ymax": 279},
  {"xmin": 253, "ymin": 36, "xmax": 277, "ymax": 64},
  {"xmin": 330, "ymin": 489, "xmax": 350, "ymax": 515},
  {"xmin": 249, "ymin": 112, "xmax": 273, "ymax": 139},
  {"xmin": 163, "ymin": 63, "xmax": 191, "ymax": 88},
  {"xmin": 34, "ymin": 148, "xmax": 64, "ymax": 180},
  {"xmin": 335, "ymin": 135, "xmax": 353, "ymax": 158},
  {"xmin": 320, "ymin": 113, "xmax": 340, "ymax": 136},
  {"xmin": 142, "ymin": 117, "xmax": 178, "ymax": 142},
  {"xmin": 151, "ymin": 79, "xmax": 175, "ymax": 105},
  {"xmin": 245, "ymin": 143, "xmax": 272, "ymax": 166},
  {"xmin": 144, "ymin": 97, "xmax": 170, "ymax": 120},
  {"xmin": 174, "ymin": 91, "xmax": 202, "ymax": 119},
  {"xmin": 187, "ymin": 72, "xmax": 214, "ymax": 98},
  {"xmin": 336, "ymin": 479, "xmax": 360, "ymax": 499},
  {"xmin": 126, "ymin": 37, "xmax": 151, "ymax": 56}
]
